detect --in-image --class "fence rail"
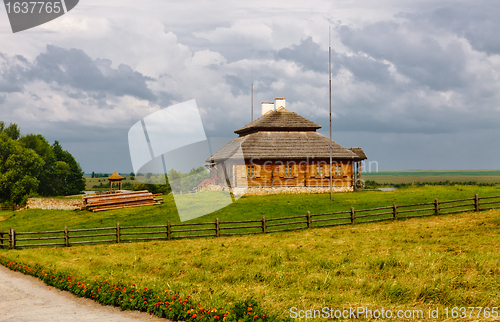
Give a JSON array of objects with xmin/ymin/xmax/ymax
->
[{"xmin": 1, "ymin": 193, "xmax": 499, "ymax": 249}]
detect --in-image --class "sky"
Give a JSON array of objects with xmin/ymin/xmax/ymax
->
[{"xmin": 1, "ymin": 0, "xmax": 500, "ymax": 173}]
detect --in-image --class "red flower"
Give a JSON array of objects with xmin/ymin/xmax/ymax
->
[{"xmin": 192, "ymin": 314, "xmax": 197, "ymax": 318}]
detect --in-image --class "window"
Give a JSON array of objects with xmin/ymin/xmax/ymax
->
[
  {"xmin": 285, "ymin": 165, "xmax": 293, "ymax": 177},
  {"xmin": 333, "ymin": 164, "xmax": 342, "ymax": 177},
  {"xmin": 316, "ymin": 164, "xmax": 324, "ymax": 177},
  {"xmin": 247, "ymin": 165, "xmax": 255, "ymax": 178}
]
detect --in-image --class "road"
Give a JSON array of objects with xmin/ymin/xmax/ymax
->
[{"xmin": 0, "ymin": 264, "xmax": 166, "ymax": 322}]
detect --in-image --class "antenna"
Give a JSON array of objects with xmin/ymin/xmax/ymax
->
[
  {"xmin": 329, "ymin": 26, "xmax": 333, "ymax": 201},
  {"xmin": 251, "ymin": 70, "xmax": 254, "ymax": 122}
]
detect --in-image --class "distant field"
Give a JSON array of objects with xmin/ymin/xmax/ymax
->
[{"xmin": 363, "ymin": 169, "xmax": 500, "ymax": 184}]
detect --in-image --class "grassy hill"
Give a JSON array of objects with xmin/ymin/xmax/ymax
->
[{"xmin": 1, "ymin": 208, "xmax": 499, "ymax": 320}]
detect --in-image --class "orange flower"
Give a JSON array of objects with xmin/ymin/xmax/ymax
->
[{"xmin": 192, "ymin": 314, "xmax": 197, "ymax": 318}]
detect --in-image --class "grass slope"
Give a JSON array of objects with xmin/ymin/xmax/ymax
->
[
  {"xmin": 1, "ymin": 186, "xmax": 500, "ymax": 233},
  {"xmin": 1, "ymin": 210, "xmax": 499, "ymax": 321}
]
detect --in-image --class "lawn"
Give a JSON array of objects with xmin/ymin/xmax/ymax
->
[
  {"xmin": 1, "ymin": 185, "xmax": 500, "ymax": 233},
  {"xmin": 1, "ymin": 209, "xmax": 499, "ymax": 321}
]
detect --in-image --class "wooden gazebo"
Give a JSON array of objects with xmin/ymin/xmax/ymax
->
[{"xmin": 107, "ymin": 171, "xmax": 124, "ymax": 192}]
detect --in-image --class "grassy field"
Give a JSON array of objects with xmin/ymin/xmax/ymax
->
[
  {"xmin": 1, "ymin": 186, "xmax": 500, "ymax": 233},
  {"xmin": 1, "ymin": 209, "xmax": 499, "ymax": 321},
  {"xmin": 84, "ymin": 174, "xmax": 137, "ymax": 190},
  {"xmin": 363, "ymin": 169, "xmax": 500, "ymax": 184}
]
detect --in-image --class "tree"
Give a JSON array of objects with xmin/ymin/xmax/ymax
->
[
  {"xmin": 0, "ymin": 122, "xmax": 87, "ymax": 203},
  {"xmin": 20, "ymin": 134, "xmax": 56, "ymax": 196},
  {"xmin": 0, "ymin": 133, "xmax": 44, "ymax": 205},
  {"xmin": 92, "ymin": 171, "xmax": 95, "ymax": 178},
  {"xmin": 0, "ymin": 121, "xmax": 21, "ymax": 140},
  {"xmin": 51, "ymin": 141, "xmax": 86, "ymax": 195}
]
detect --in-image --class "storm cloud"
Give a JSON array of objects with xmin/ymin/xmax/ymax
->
[{"xmin": 1, "ymin": 0, "xmax": 500, "ymax": 171}]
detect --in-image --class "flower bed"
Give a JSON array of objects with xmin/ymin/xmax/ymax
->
[{"xmin": 0, "ymin": 256, "xmax": 281, "ymax": 322}]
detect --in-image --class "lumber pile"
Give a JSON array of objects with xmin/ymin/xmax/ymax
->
[{"xmin": 82, "ymin": 190, "xmax": 163, "ymax": 212}]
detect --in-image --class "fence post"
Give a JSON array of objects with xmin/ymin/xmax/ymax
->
[
  {"xmin": 0, "ymin": 228, "xmax": 3, "ymax": 249},
  {"xmin": 393, "ymin": 202, "xmax": 398, "ymax": 220},
  {"xmin": 167, "ymin": 221, "xmax": 171, "ymax": 240},
  {"xmin": 215, "ymin": 218, "xmax": 220, "ymax": 237},
  {"xmin": 64, "ymin": 226, "xmax": 69, "ymax": 247},
  {"xmin": 11, "ymin": 228, "xmax": 15, "ymax": 249},
  {"xmin": 434, "ymin": 199, "xmax": 439, "ymax": 216},
  {"xmin": 116, "ymin": 222, "xmax": 120, "ymax": 243},
  {"xmin": 8, "ymin": 229, "xmax": 11, "ymax": 249},
  {"xmin": 262, "ymin": 215, "xmax": 266, "ymax": 233},
  {"xmin": 474, "ymin": 194, "xmax": 479, "ymax": 212},
  {"xmin": 350, "ymin": 207, "xmax": 355, "ymax": 224},
  {"xmin": 306, "ymin": 211, "xmax": 311, "ymax": 228}
]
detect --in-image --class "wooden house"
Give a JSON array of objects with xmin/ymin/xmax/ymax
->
[{"xmin": 205, "ymin": 98, "xmax": 367, "ymax": 193}]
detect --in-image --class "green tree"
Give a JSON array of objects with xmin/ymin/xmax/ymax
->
[
  {"xmin": 0, "ymin": 121, "xmax": 21, "ymax": 140},
  {"xmin": 20, "ymin": 134, "xmax": 57, "ymax": 196},
  {"xmin": 51, "ymin": 141, "xmax": 86, "ymax": 195},
  {"xmin": 0, "ymin": 133, "xmax": 44, "ymax": 205}
]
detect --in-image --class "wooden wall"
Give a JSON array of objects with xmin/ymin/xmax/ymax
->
[{"xmin": 210, "ymin": 159, "xmax": 356, "ymax": 188}]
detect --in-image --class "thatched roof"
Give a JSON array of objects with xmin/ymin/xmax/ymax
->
[
  {"xmin": 206, "ymin": 131, "xmax": 362, "ymax": 162},
  {"xmin": 208, "ymin": 107, "xmax": 366, "ymax": 163},
  {"xmin": 348, "ymin": 148, "xmax": 367, "ymax": 160},
  {"xmin": 108, "ymin": 171, "xmax": 124, "ymax": 180},
  {"xmin": 235, "ymin": 107, "xmax": 320, "ymax": 136}
]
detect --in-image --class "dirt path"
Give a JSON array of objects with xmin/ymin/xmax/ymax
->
[{"xmin": 0, "ymin": 264, "xmax": 166, "ymax": 322}]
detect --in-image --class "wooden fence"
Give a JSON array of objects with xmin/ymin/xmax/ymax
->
[{"xmin": 1, "ymin": 193, "xmax": 500, "ymax": 249}]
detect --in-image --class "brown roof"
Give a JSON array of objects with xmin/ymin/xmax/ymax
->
[
  {"xmin": 206, "ymin": 131, "xmax": 362, "ymax": 162},
  {"xmin": 234, "ymin": 108, "xmax": 321, "ymax": 136},
  {"xmin": 108, "ymin": 171, "xmax": 124, "ymax": 180},
  {"xmin": 348, "ymin": 148, "xmax": 367, "ymax": 160}
]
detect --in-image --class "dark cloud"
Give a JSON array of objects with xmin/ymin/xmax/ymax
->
[
  {"xmin": 339, "ymin": 22, "xmax": 467, "ymax": 91},
  {"xmin": 401, "ymin": 1, "xmax": 500, "ymax": 55},
  {"xmin": 339, "ymin": 54, "xmax": 394, "ymax": 85},
  {"xmin": 24, "ymin": 45, "xmax": 156, "ymax": 101},
  {"xmin": 225, "ymin": 74, "xmax": 247, "ymax": 97},
  {"xmin": 276, "ymin": 37, "xmax": 327, "ymax": 73}
]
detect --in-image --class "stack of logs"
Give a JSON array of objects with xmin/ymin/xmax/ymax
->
[{"xmin": 82, "ymin": 191, "xmax": 163, "ymax": 212}]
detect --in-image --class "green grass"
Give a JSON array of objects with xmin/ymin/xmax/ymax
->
[
  {"xmin": 2, "ymin": 185, "xmax": 500, "ymax": 233},
  {"xmin": 2, "ymin": 209, "xmax": 499, "ymax": 321},
  {"xmin": 364, "ymin": 169, "xmax": 500, "ymax": 184}
]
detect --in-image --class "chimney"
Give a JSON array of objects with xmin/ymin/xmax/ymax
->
[
  {"xmin": 275, "ymin": 98, "xmax": 286, "ymax": 110},
  {"xmin": 261, "ymin": 102, "xmax": 274, "ymax": 115}
]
